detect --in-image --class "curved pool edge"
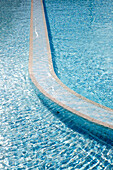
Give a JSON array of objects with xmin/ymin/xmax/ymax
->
[
  {"xmin": 42, "ymin": 0, "xmax": 113, "ymax": 114},
  {"xmin": 29, "ymin": 75, "xmax": 113, "ymax": 145},
  {"xmin": 29, "ymin": 0, "xmax": 113, "ymax": 142}
]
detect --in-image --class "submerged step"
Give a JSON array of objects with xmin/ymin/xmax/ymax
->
[{"xmin": 29, "ymin": 0, "xmax": 113, "ymax": 144}]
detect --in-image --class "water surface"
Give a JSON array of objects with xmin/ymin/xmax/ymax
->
[{"xmin": 0, "ymin": 0, "xmax": 113, "ymax": 169}]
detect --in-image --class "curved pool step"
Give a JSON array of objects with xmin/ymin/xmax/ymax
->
[{"xmin": 29, "ymin": 0, "xmax": 113, "ymax": 142}]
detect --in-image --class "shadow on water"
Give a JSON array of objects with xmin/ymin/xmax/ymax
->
[
  {"xmin": 40, "ymin": 0, "xmax": 113, "ymax": 147},
  {"xmin": 29, "ymin": 77, "xmax": 113, "ymax": 147}
]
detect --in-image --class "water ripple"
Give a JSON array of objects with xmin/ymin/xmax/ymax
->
[{"xmin": 0, "ymin": 0, "xmax": 113, "ymax": 169}]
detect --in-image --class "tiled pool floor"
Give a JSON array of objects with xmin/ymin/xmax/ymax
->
[
  {"xmin": 29, "ymin": 0, "xmax": 113, "ymax": 131},
  {"xmin": 1, "ymin": 0, "xmax": 113, "ymax": 168}
]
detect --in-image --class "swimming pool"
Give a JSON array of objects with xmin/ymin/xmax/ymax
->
[
  {"xmin": 0, "ymin": 0, "xmax": 113, "ymax": 169},
  {"xmin": 43, "ymin": 0, "xmax": 113, "ymax": 110}
]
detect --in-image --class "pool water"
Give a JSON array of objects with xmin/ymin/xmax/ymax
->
[
  {"xmin": 43, "ymin": 0, "xmax": 113, "ymax": 110},
  {"xmin": 0, "ymin": 0, "xmax": 113, "ymax": 169}
]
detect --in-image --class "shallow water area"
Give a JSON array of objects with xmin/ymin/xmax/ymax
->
[{"xmin": 0, "ymin": 0, "xmax": 113, "ymax": 169}]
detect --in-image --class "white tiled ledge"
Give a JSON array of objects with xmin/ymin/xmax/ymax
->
[{"xmin": 29, "ymin": 0, "xmax": 113, "ymax": 130}]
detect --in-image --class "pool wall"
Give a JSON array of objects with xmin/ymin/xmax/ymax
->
[
  {"xmin": 29, "ymin": 76, "xmax": 113, "ymax": 145},
  {"xmin": 29, "ymin": 0, "xmax": 113, "ymax": 144}
]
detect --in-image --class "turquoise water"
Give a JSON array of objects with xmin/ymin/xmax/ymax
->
[
  {"xmin": 44, "ymin": 0, "xmax": 113, "ymax": 109},
  {"xmin": 0, "ymin": 0, "xmax": 113, "ymax": 169}
]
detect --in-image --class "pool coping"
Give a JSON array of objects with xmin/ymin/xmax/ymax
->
[{"xmin": 29, "ymin": 0, "xmax": 113, "ymax": 130}]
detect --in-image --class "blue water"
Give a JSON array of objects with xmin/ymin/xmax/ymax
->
[
  {"xmin": 44, "ymin": 0, "xmax": 113, "ymax": 109},
  {"xmin": 0, "ymin": 0, "xmax": 113, "ymax": 169}
]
